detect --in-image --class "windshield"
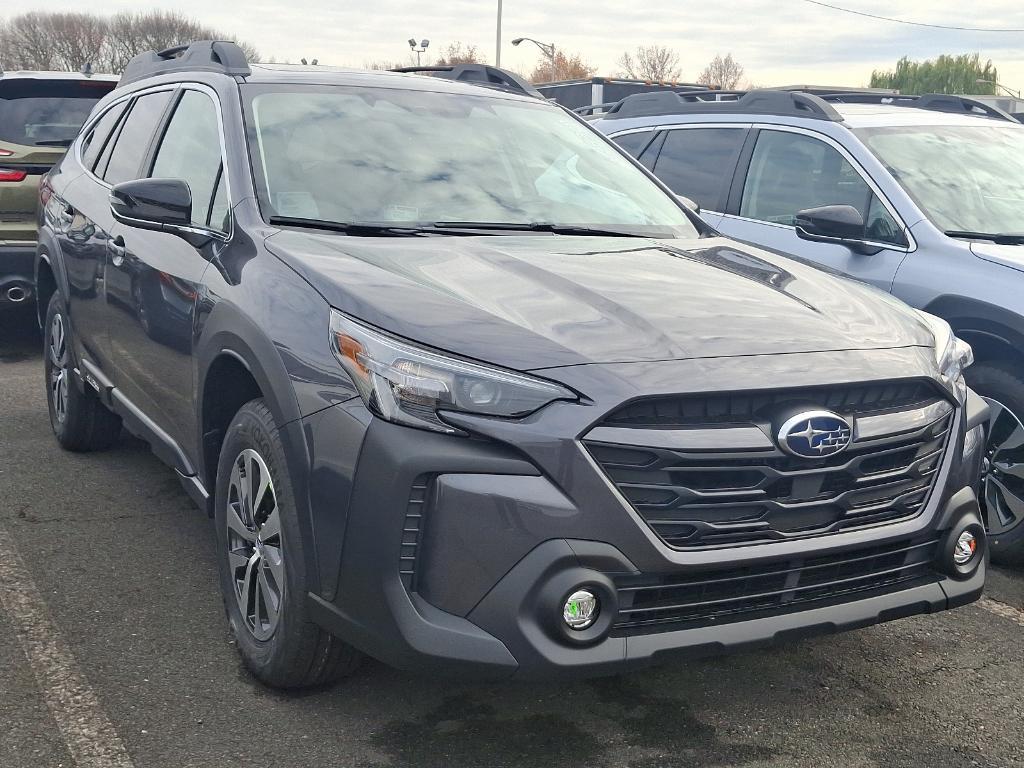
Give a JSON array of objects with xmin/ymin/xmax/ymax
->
[
  {"xmin": 243, "ymin": 84, "xmax": 697, "ymax": 236},
  {"xmin": 0, "ymin": 79, "xmax": 114, "ymax": 147},
  {"xmin": 856, "ymin": 123, "xmax": 1024, "ymax": 235}
]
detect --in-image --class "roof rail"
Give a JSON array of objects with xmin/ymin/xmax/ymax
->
[
  {"xmin": 390, "ymin": 64, "xmax": 543, "ymax": 99},
  {"xmin": 599, "ymin": 88, "xmax": 842, "ymax": 121},
  {"xmin": 816, "ymin": 91, "xmax": 1019, "ymax": 122},
  {"xmin": 119, "ymin": 40, "xmax": 251, "ymax": 86}
]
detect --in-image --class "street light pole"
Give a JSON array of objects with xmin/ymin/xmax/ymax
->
[
  {"xmin": 408, "ymin": 38, "xmax": 430, "ymax": 67},
  {"xmin": 976, "ymin": 78, "xmax": 1021, "ymax": 99},
  {"xmin": 511, "ymin": 36, "xmax": 557, "ymax": 82},
  {"xmin": 495, "ymin": 0, "xmax": 502, "ymax": 67}
]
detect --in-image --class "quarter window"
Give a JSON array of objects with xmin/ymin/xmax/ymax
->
[
  {"xmin": 612, "ymin": 131, "xmax": 656, "ymax": 159},
  {"xmin": 653, "ymin": 127, "xmax": 747, "ymax": 211},
  {"xmin": 102, "ymin": 90, "xmax": 172, "ymax": 186},
  {"xmin": 150, "ymin": 90, "xmax": 226, "ymax": 229},
  {"xmin": 81, "ymin": 101, "xmax": 128, "ymax": 170},
  {"xmin": 739, "ymin": 130, "xmax": 906, "ymax": 246}
]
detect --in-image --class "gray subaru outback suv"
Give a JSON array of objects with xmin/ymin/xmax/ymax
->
[{"xmin": 594, "ymin": 90, "xmax": 1024, "ymax": 564}]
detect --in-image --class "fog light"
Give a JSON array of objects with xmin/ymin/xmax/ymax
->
[
  {"xmin": 563, "ymin": 589, "xmax": 599, "ymax": 630},
  {"xmin": 953, "ymin": 530, "xmax": 978, "ymax": 566}
]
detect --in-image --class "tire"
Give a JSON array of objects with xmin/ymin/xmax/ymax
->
[
  {"xmin": 965, "ymin": 361, "xmax": 1024, "ymax": 566},
  {"xmin": 214, "ymin": 399, "xmax": 360, "ymax": 688},
  {"xmin": 43, "ymin": 292, "xmax": 122, "ymax": 452}
]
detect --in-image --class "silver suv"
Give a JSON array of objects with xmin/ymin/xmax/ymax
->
[{"xmin": 593, "ymin": 90, "xmax": 1024, "ymax": 564}]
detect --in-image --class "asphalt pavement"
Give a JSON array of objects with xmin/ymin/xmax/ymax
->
[{"xmin": 1, "ymin": 305, "xmax": 1023, "ymax": 768}]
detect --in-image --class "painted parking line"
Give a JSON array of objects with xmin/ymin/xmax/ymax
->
[
  {"xmin": 979, "ymin": 596, "xmax": 1024, "ymax": 628},
  {"xmin": 0, "ymin": 523, "xmax": 135, "ymax": 768}
]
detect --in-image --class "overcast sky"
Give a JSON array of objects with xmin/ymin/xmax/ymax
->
[{"xmin": 7, "ymin": 0, "xmax": 1024, "ymax": 91}]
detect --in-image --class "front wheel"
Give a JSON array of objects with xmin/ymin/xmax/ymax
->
[
  {"xmin": 965, "ymin": 361, "xmax": 1024, "ymax": 566},
  {"xmin": 213, "ymin": 399, "xmax": 360, "ymax": 688}
]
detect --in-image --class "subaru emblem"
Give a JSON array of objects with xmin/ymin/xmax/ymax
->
[{"xmin": 778, "ymin": 410, "xmax": 853, "ymax": 458}]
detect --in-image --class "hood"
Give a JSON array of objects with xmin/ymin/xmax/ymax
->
[
  {"xmin": 970, "ymin": 242, "xmax": 1024, "ymax": 274},
  {"xmin": 265, "ymin": 231, "xmax": 933, "ymax": 371}
]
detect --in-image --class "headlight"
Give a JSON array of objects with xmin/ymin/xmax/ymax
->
[
  {"xmin": 914, "ymin": 310, "xmax": 974, "ymax": 399},
  {"xmin": 329, "ymin": 310, "xmax": 577, "ymax": 434}
]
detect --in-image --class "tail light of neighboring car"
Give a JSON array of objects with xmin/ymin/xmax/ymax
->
[
  {"xmin": 0, "ymin": 167, "xmax": 28, "ymax": 182},
  {"xmin": 0, "ymin": 147, "xmax": 13, "ymax": 156}
]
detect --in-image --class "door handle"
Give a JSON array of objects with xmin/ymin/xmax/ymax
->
[{"xmin": 108, "ymin": 235, "xmax": 126, "ymax": 267}]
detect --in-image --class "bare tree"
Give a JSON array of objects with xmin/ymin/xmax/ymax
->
[
  {"xmin": 697, "ymin": 53, "xmax": 745, "ymax": 90},
  {"xmin": 528, "ymin": 49, "xmax": 595, "ymax": 83},
  {"xmin": 0, "ymin": 10, "xmax": 259, "ymax": 73},
  {"xmin": 616, "ymin": 45, "xmax": 682, "ymax": 81},
  {"xmin": 435, "ymin": 42, "xmax": 485, "ymax": 66}
]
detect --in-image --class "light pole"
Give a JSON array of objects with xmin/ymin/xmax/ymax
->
[
  {"xmin": 976, "ymin": 78, "xmax": 1021, "ymax": 99},
  {"xmin": 495, "ymin": 0, "xmax": 502, "ymax": 67},
  {"xmin": 408, "ymin": 38, "xmax": 430, "ymax": 66},
  {"xmin": 512, "ymin": 36, "xmax": 556, "ymax": 82}
]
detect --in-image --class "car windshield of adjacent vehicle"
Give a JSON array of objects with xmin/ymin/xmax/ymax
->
[
  {"xmin": 856, "ymin": 123, "xmax": 1024, "ymax": 240},
  {"xmin": 0, "ymin": 79, "xmax": 113, "ymax": 147},
  {"xmin": 243, "ymin": 84, "xmax": 699, "ymax": 237}
]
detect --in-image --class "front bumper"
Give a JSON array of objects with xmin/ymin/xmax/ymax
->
[{"xmin": 302, "ymin": 361, "xmax": 989, "ymax": 679}]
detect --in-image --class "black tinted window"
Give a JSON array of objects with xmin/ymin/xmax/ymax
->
[
  {"xmin": 653, "ymin": 128, "xmax": 746, "ymax": 210},
  {"xmin": 150, "ymin": 90, "xmax": 225, "ymax": 227},
  {"xmin": 102, "ymin": 91, "xmax": 172, "ymax": 185},
  {"xmin": 613, "ymin": 131, "xmax": 655, "ymax": 158},
  {"xmin": 0, "ymin": 79, "xmax": 114, "ymax": 147},
  {"xmin": 81, "ymin": 101, "xmax": 128, "ymax": 170}
]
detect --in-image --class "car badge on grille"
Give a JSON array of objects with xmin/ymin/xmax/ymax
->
[{"xmin": 778, "ymin": 410, "xmax": 853, "ymax": 458}]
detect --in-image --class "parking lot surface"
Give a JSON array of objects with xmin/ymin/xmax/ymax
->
[{"xmin": 2, "ymin": 307, "xmax": 1024, "ymax": 768}]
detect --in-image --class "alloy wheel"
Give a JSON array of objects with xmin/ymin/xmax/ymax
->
[
  {"xmin": 981, "ymin": 397, "xmax": 1024, "ymax": 536},
  {"xmin": 226, "ymin": 448, "xmax": 284, "ymax": 641},
  {"xmin": 48, "ymin": 313, "xmax": 69, "ymax": 424}
]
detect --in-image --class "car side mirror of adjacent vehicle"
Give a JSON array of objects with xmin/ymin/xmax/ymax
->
[
  {"xmin": 794, "ymin": 205, "xmax": 882, "ymax": 255},
  {"xmin": 109, "ymin": 178, "xmax": 218, "ymax": 247},
  {"xmin": 676, "ymin": 194, "xmax": 700, "ymax": 215}
]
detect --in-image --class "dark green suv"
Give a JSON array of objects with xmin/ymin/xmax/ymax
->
[{"xmin": 1, "ymin": 70, "xmax": 117, "ymax": 307}]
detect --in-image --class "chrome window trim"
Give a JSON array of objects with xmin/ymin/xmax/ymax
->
[
  {"xmin": 724, "ymin": 123, "xmax": 916, "ymax": 253},
  {"xmin": 75, "ymin": 82, "xmax": 235, "ymax": 241}
]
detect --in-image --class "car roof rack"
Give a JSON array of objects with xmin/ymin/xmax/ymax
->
[
  {"xmin": 598, "ymin": 88, "xmax": 843, "ymax": 121},
  {"xmin": 119, "ymin": 40, "xmax": 251, "ymax": 87},
  {"xmin": 389, "ymin": 64, "xmax": 543, "ymax": 99},
  {"xmin": 815, "ymin": 91, "xmax": 1019, "ymax": 122}
]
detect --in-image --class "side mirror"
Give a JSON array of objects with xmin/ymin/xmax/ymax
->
[
  {"xmin": 676, "ymin": 194, "xmax": 700, "ymax": 215},
  {"xmin": 794, "ymin": 205, "xmax": 881, "ymax": 255},
  {"xmin": 110, "ymin": 178, "xmax": 192, "ymax": 230}
]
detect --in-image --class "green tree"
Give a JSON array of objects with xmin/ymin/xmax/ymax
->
[{"xmin": 870, "ymin": 54, "xmax": 997, "ymax": 95}]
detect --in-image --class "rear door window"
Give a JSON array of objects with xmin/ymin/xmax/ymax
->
[
  {"xmin": 149, "ymin": 90, "xmax": 226, "ymax": 229},
  {"xmin": 652, "ymin": 127, "xmax": 747, "ymax": 211},
  {"xmin": 101, "ymin": 90, "xmax": 172, "ymax": 186},
  {"xmin": 0, "ymin": 78, "xmax": 115, "ymax": 148},
  {"xmin": 81, "ymin": 101, "xmax": 129, "ymax": 170}
]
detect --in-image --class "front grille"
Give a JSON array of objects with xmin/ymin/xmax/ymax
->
[
  {"xmin": 603, "ymin": 380, "xmax": 937, "ymax": 427},
  {"xmin": 613, "ymin": 535, "xmax": 940, "ymax": 634},
  {"xmin": 585, "ymin": 381, "xmax": 954, "ymax": 549}
]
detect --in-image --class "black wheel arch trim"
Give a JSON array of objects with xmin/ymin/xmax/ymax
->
[{"xmin": 922, "ymin": 294, "xmax": 1024, "ymax": 362}]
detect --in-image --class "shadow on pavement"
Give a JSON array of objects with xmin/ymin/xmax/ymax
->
[{"xmin": 1, "ymin": 306, "xmax": 41, "ymax": 363}]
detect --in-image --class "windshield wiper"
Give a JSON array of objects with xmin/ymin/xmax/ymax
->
[
  {"xmin": 268, "ymin": 216, "xmax": 426, "ymax": 236},
  {"xmin": 33, "ymin": 139, "xmax": 74, "ymax": 147},
  {"xmin": 430, "ymin": 221, "xmax": 652, "ymax": 237},
  {"xmin": 945, "ymin": 230, "xmax": 1024, "ymax": 245}
]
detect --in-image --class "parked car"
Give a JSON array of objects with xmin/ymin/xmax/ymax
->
[
  {"xmin": 0, "ymin": 69, "xmax": 118, "ymax": 308},
  {"xmin": 593, "ymin": 89, "xmax": 1024, "ymax": 564},
  {"xmin": 37, "ymin": 43, "xmax": 990, "ymax": 689}
]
